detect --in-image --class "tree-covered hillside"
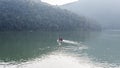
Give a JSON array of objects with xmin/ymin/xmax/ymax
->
[
  {"xmin": 61, "ymin": 0, "xmax": 120, "ymax": 30},
  {"xmin": 0, "ymin": 0, "xmax": 101, "ymax": 31}
]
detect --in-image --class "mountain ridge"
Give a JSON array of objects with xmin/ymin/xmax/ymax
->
[
  {"xmin": 0, "ymin": 0, "xmax": 101, "ymax": 31},
  {"xmin": 61, "ymin": 0, "xmax": 120, "ymax": 29}
]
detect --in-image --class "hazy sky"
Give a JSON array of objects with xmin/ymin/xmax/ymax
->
[{"xmin": 41, "ymin": 0, "xmax": 78, "ymax": 5}]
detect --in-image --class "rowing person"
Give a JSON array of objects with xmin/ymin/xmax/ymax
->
[
  {"xmin": 58, "ymin": 37, "xmax": 63, "ymax": 42},
  {"xmin": 57, "ymin": 37, "xmax": 63, "ymax": 45}
]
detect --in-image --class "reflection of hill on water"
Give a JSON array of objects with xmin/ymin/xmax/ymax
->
[
  {"xmin": 0, "ymin": 31, "xmax": 58, "ymax": 63},
  {"xmin": 0, "ymin": 31, "xmax": 97, "ymax": 63}
]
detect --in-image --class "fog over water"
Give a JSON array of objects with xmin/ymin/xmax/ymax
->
[
  {"xmin": 62, "ymin": 0, "xmax": 120, "ymax": 29},
  {"xmin": 0, "ymin": 31, "xmax": 120, "ymax": 68},
  {"xmin": 0, "ymin": 0, "xmax": 120, "ymax": 68}
]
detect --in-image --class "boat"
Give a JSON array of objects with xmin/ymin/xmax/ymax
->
[{"xmin": 57, "ymin": 37, "xmax": 63, "ymax": 45}]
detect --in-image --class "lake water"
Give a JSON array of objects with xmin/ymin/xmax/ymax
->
[{"xmin": 0, "ymin": 30, "xmax": 120, "ymax": 68}]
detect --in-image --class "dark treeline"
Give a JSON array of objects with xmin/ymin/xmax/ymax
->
[{"xmin": 0, "ymin": 0, "xmax": 101, "ymax": 31}]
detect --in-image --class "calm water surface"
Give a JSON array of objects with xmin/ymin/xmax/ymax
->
[{"xmin": 0, "ymin": 31, "xmax": 120, "ymax": 68}]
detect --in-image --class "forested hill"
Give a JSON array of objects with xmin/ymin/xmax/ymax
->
[
  {"xmin": 61, "ymin": 0, "xmax": 120, "ymax": 30},
  {"xmin": 0, "ymin": 0, "xmax": 101, "ymax": 31}
]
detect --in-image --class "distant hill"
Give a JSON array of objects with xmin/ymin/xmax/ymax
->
[
  {"xmin": 0, "ymin": 0, "xmax": 100, "ymax": 31},
  {"xmin": 61, "ymin": 0, "xmax": 120, "ymax": 30}
]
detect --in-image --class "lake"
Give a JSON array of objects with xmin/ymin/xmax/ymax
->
[{"xmin": 0, "ymin": 30, "xmax": 120, "ymax": 68}]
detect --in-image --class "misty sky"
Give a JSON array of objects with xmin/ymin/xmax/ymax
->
[{"xmin": 41, "ymin": 0, "xmax": 78, "ymax": 5}]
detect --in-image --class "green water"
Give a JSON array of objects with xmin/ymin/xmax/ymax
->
[{"xmin": 0, "ymin": 31, "xmax": 120, "ymax": 68}]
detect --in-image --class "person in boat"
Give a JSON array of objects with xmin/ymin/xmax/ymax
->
[
  {"xmin": 57, "ymin": 37, "xmax": 63, "ymax": 43},
  {"xmin": 59, "ymin": 37, "xmax": 63, "ymax": 42},
  {"xmin": 57, "ymin": 37, "xmax": 63, "ymax": 45}
]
